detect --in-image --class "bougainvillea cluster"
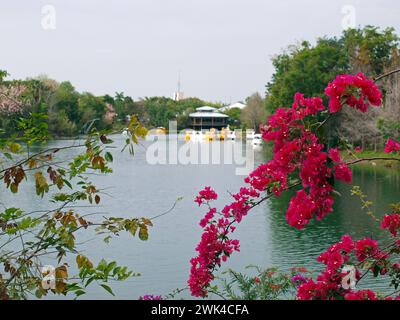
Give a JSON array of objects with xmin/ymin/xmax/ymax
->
[
  {"xmin": 324, "ymin": 72, "xmax": 382, "ymax": 113},
  {"xmin": 384, "ymin": 138, "xmax": 400, "ymax": 154},
  {"xmin": 189, "ymin": 186, "xmax": 250, "ymax": 297},
  {"xmin": 295, "ymin": 145, "xmax": 400, "ymax": 300},
  {"xmin": 194, "ymin": 186, "xmax": 218, "ymax": 206},
  {"xmin": 381, "ymin": 212, "xmax": 400, "ymax": 237},
  {"xmin": 297, "ymin": 218, "xmax": 400, "ymax": 300},
  {"xmin": 188, "ymin": 73, "xmax": 392, "ymax": 298}
]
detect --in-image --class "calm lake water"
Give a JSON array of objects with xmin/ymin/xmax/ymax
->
[{"xmin": 1, "ymin": 134, "xmax": 399, "ymax": 299}]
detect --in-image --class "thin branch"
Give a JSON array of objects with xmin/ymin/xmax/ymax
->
[
  {"xmin": 374, "ymin": 68, "xmax": 400, "ymax": 82},
  {"xmin": 346, "ymin": 157, "xmax": 400, "ymax": 166},
  {"xmin": 0, "ymin": 143, "xmax": 86, "ymax": 174}
]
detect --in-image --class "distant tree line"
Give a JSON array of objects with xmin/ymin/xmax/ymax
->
[{"xmin": 0, "ymin": 72, "xmax": 229, "ymax": 136}]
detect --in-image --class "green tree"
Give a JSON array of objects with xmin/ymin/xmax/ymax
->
[
  {"xmin": 78, "ymin": 93, "xmax": 108, "ymax": 130},
  {"xmin": 223, "ymin": 107, "xmax": 242, "ymax": 129},
  {"xmin": 266, "ymin": 38, "xmax": 347, "ymax": 112},
  {"xmin": 343, "ymin": 26, "xmax": 399, "ymax": 76},
  {"xmin": 242, "ymin": 93, "xmax": 268, "ymax": 131},
  {"xmin": 53, "ymin": 82, "xmax": 80, "ymax": 124}
]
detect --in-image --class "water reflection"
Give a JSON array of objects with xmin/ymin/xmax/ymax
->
[
  {"xmin": 266, "ymin": 163, "xmax": 400, "ymax": 292},
  {"xmin": 1, "ymin": 136, "xmax": 399, "ymax": 298}
]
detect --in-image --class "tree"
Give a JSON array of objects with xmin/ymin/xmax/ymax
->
[
  {"xmin": 53, "ymin": 81, "xmax": 80, "ymax": 124},
  {"xmin": 343, "ymin": 25, "xmax": 399, "ymax": 76},
  {"xmin": 241, "ymin": 93, "xmax": 268, "ymax": 131},
  {"xmin": 223, "ymin": 107, "xmax": 242, "ymax": 129},
  {"xmin": 78, "ymin": 92, "xmax": 109, "ymax": 130},
  {"xmin": 266, "ymin": 38, "xmax": 348, "ymax": 113},
  {"xmin": 265, "ymin": 26, "xmax": 400, "ymax": 149}
]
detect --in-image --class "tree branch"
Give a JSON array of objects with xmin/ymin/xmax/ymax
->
[
  {"xmin": 374, "ymin": 68, "xmax": 400, "ymax": 82},
  {"xmin": 346, "ymin": 157, "xmax": 400, "ymax": 166}
]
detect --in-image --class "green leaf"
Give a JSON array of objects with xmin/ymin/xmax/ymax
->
[
  {"xmin": 3, "ymin": 152, "xmax": 12, "ymax": 160},
  {"xmin": 100, "ymin": 284, "xmax": 115, "ymax": 296},
  {"xmin": 85, "ymin": 277, "xmax": 95, "ymax": 288},
  {"xmin": 75, "ymin": 290, "xmax": 86, "ymax": 298},
  {"xmin": 63, "ymin": 179, "xmax": 73, "ymax": 189},
  {"xmin": 105, "ymin": 152, "xmax": 113, "ymax": 162}
]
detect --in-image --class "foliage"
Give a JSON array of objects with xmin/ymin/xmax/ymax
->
[
  {"xmin": 222, "ymin": 107, "xmax": 242, "ymax": 129},
  {"xmin": 213, "ymin": 266, "xmax": 305, "ymax": 300},
  {"xmin": 0, "ymin": 71, "xmax": 226, "ymax": 137},
  {"xmin": 266, "ymin": 38, "xmax": 348, "ymax": 113},
  {"xmin": 241, "ymin": 93, "xmax": 268, "ymax": 131},
  {"xmin": 0, "ymin": 110, "xmax": 151, "ymax": 300},
  {"xmin": 343, "ymin": 26, "xmax": 399, "ymax": 76}
]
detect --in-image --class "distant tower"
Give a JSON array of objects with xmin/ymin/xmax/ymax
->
[{"xmin": 173, "ymin": 71, "xmax": 184, "ymax": 101}]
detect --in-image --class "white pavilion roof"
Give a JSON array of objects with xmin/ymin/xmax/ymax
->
[
  {"xmin": 189, "ymin": 112, "xmax": 228, "ymax": 118},
  {"xmin": 195, "ymin": 106, "xmax": 217, "ymax": 112},
  {"xmin": 189, "ymin": 105, "xmax": 228, "ymax": 118}
]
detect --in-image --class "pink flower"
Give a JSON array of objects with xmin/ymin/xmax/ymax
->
[
  {"xmin": 381, "ymin": 213, "xmax": 400, "ymax": 237},
  {"xmin": 199, "ymin": 208, "xmax": 217, "ymax": 228},
  {"xmin": 344, "ymin": 290, "xmax": 377, "ymax": 300},
  {"xmin": 325, "ymin": 73, "xmax": 382, "ymax": 113},
  {"xmin": 329, "ymin": 148, "xmax": 341, "ymax": 163},
  {"xmin": 355, "ymin": 238, "xmax": 380, "ymax": 261},
  {"xmin": 291, "ymin": 274, "xmax": 308, "ymax": 286},
  {"xmin": 334, "ymin": 163, "xmax": 352, "ymax": 183},
  {"xmin": 384, "ymin": 138, "xmax": 400, "ymax": 153},
  {"xmin": 194, "ymin": 187, "xmax": 218, "ymax": 206},
  {"xmin": 286, "ymin": 190, "xmax": 316, "ymax": 229},
  {"xmin": 292, "ymin": 92, "xmax": 325, "ymax": 116}
]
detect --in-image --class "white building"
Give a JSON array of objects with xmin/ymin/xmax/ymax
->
[
  {"xmin": 173, "ymin": 91, "xmax": 184, "ymax": 101},
  {"xmin": 219, "ymin": 102, "xmax": 246, "ymax": 112},
  {"xmin": 189, "ymin": 106, "xmax": 229, "ymax": 130}
]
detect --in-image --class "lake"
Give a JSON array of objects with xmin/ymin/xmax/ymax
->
[{"xmin": 1, "ymin": 134, "xmax": 399, "ymax": 299}]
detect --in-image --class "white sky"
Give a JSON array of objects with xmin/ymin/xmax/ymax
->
[{"xmin": 0, "ymin": 0, "xmax": 399, "ymax": 103}]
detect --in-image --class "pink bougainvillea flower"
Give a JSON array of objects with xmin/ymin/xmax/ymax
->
[
  {"xmin": 333, "ymin": 163, "xmax": 352, "ymax": 183},
  {"xmin": 329, "ymin": 148, "xmax": 341, "ymax": 163},
  {"xmin": 194, "ymin": 186, "xmax": 218, "ymax": 206},
  {"xmin": 381, "ymin": 213, "xmax": 400, "ymax": 237},
  {"xmin": 324, "ymin": 72, "xmax": 382, "ymax": 113},
  {"xmin": 384, "ymin": 138, "xmax": 400, "ymax": 153},
  {"xmin": 344, "ymin": 290, "xmax": 378, "ymax": 300}
]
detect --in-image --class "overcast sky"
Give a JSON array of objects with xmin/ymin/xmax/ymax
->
[{"xmin": 0, "ymin": 0, "xmax": 399, "ymax": 103}]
